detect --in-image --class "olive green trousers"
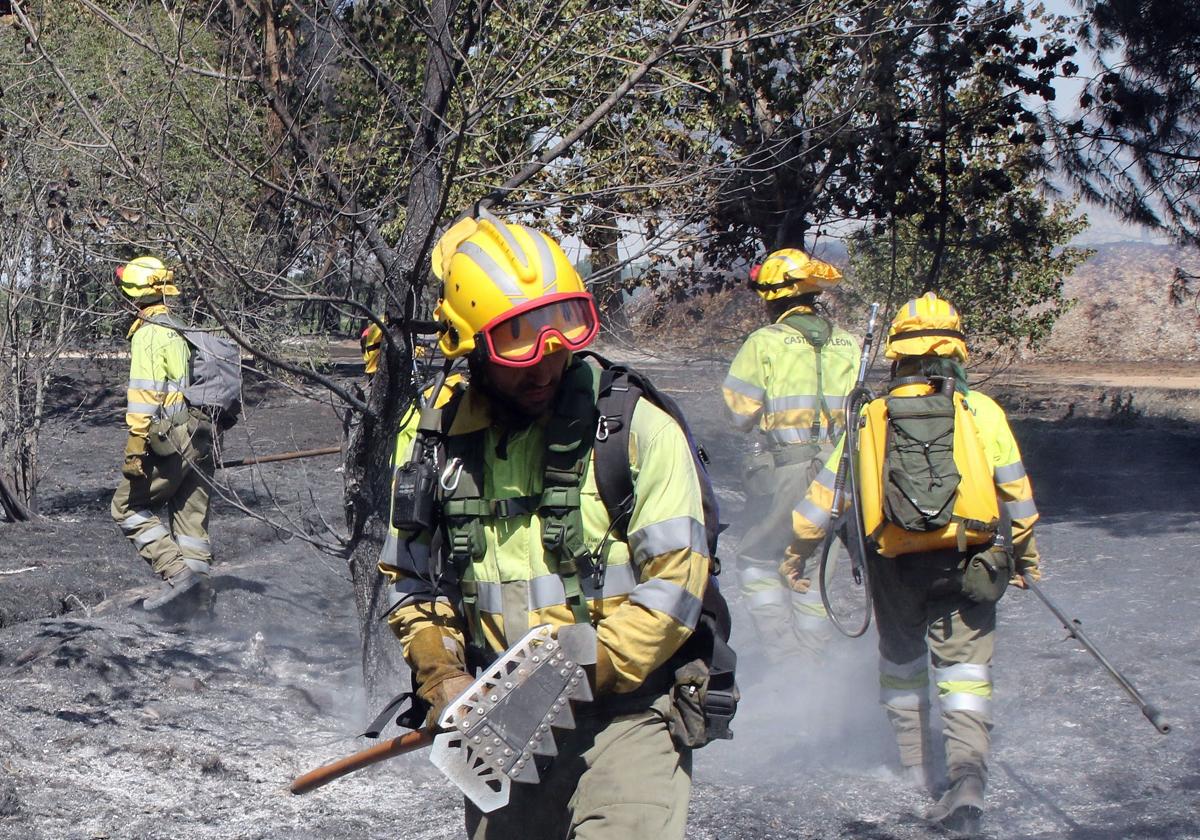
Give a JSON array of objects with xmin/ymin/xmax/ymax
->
[
  {"xmin": 110, "ymin": 414, "xmax": 214, "ymax": 579},
  {"xmin": 465, "ymin": 694, "xmax": 692, "ymax": 840},
  {"xmin": 736, "ymin": 446, "xmax": 834, "ymax": 662},
  {"xmin": 868, "ymin": 553, "xmax": 995, "ymax": 785}
]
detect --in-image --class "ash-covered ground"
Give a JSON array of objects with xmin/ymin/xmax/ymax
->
[{"xmin": 1, "ymin": 355, "xmax": 1198, "ymax": 840}]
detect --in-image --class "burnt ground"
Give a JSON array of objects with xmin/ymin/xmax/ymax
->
[{"xmin": 2, "ymin": 352, "xmax": 1199, "ymax": 840}]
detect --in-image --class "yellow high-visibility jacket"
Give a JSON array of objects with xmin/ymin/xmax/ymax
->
[
  {"xmin": 793, "ymin": 382, "xmax": 1040, "ymax": 571},
  {"xmin": 722, "ymin": 305, "xmax": 860, "ymax": 448},
  {"xmin": 379, "ymin": 363, "xmax": 710, "ymax": 694},
  {"xmin": 125, "ymin": 304, "xmax": 189, "ymax": 439}
]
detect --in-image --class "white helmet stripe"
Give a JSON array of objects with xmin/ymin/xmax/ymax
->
[
  {"xmin": 460, "ymin": 241, "xmax": 528, "ymax": 303},
  {"xmin": 489, "ymin": 215, "xmax": 530, "ymax": 271},
  {"xmin": 527, "ymin": 228, "xmax": 559, "ymax": 293}
]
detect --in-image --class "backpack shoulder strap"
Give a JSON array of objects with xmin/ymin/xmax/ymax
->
[{"xmin": 591, "ymin": 360, "xmax": 640, "ymax": 539}]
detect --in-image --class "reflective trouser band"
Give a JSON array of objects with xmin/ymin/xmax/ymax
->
[
  {"xmin": 792, "ymin": 590, "xmax": 828, "ymax": 626},
  {"xmin": 880, "ymin": 655, "xmax": 928, "ymax": 709},
  {"xmin": 938, "ymin": 684, "xmax": 993, "ymax": 715},
  {"xmin": 880, "ymin": 687, "xmax": 927, "ymax": 710},
  {"xmin": 181, "ymin": 557, "xmax": 211, "ymax": 575},
  {"xmin": 119, "ymin": 510, "xmax": 156, "ymax": 531},
  {"xmin": 741, "ymin": 567, "xmax": 789, "ymax": 608},
  {"xmin": 934, "ymin": 662, "xmax": 993, "ymax": 715},
  {"xmin": 176, "ymin": 534, "xmax": 211, "ymax": 557},
  {"xmin": 133, "ymin": 524, "xmax": 170, "ymax": 548}
]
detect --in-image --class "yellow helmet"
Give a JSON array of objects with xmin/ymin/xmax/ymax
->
[
  {"xmin": 886, "ymin": 292, "xmax": 968, "ymax": 361},
  {"xmin": 433, "ymin": 211, "xmax": 598, "ymax": 366},
  {"xmin": 748, "ymin": 248, "xmax": 843, "ymax": 301},
  {"xmin": 116, "ymin": 256, "xmax": 179, "ymax": 299}
]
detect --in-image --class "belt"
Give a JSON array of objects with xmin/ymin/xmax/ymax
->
[{"xmin": 769, "ymin": 443, "xmax": 821, "ymax": 467}]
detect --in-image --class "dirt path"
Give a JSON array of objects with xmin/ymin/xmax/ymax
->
[{"xmin": 1, "ymin": 358, "xmax": 1198, "ymax": 839}]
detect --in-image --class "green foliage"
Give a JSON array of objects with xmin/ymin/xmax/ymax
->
[
  {"xmin": 848, "ymin": 175, "xmax": 1091, "ymax": 353},
  {"xmin": 1050, "ymin": 0, "xmax": 1200, "ymax": 246}
]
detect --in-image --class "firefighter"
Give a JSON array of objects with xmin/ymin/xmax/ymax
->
[
  {"xmin": 785, "ymin": 292, "xmax": 1041, "ymax": 832},
  {"xmin": 109, "ymin": 256, "xmax": 214, "ymax": 614},
  {"xmin": 721, "ymin": 248, "xmax": 859, "ymax": 665},
  {"xmin": 360, "ymin": 319, "xmax": 384, "ymax": 376},
  {"xmin": 378, "ymin": 211, "xmax": 710, "ymax": 839}
]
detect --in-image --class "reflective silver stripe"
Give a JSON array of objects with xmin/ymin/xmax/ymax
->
[
  {"xmin": 629, "ymin": 578, "xmax": 703, "ymax": 628},
  {"xmin": 628, "ymin": 516, "xmax": 708, "ymax": 567},
  {"xmin": 794, "ymin": 497, "xmax": 831, "ymax": 530},
  {"xmin": 933, "ymin": 662, "xmax": 990, "ymax": 683},
  {"xmin": 474, "ymin": 580, "xmax": 504, "ymax": 614},
  {"xmin": 739, "ymin": 566, "xmax": 777, "ymax": 584},
  {"xmin": 493, "ymin": 218, "xmax": 530, "ymax": 271},
  {"xmin": 460, "ymin": 241, "xmax": 526, "ymax": 303},
  {"xmin": 813, "ymin": 466, "xmax": 837, "ymax": 490},
  {"xmin": 128, "ymin": 401, "xmax": 185, "ymax": 417},
  {"xmin": 176, "ymin": 534, "xmax": 211, "ymax": 556},
  {"xmin": 993, "ymin": 461, "xmax": 1027, "ymax": 483},
  {"xmin": 792, "ymin": 607, "xmax": 828, "ymax": 628},
  {"xmin": 581, "ymin": 562, "xmax": 637, "ymax": 601},
  {"xmin": 180, "ymin": 557, "xmax": 211, "ymax": 575},
  {"xmin": 746, "ymin": 587, "xmax": 789, "ymax": 608},
  {"xmin": 908, "ymin": 299, "xmax": 918, "ymax": 316},
  {"xmin": 524, "ymin": 226, "xmax": 558, "ymax": 293},
  {"xmin": 939, "ymin": 692, "xmax": 993, "ymax": 715},
  {"xmin": 133, "ymin": 524, "xmax": 170, "ymax": 548},
  {"xmin": 765, "ymin": 395, "xmax": 821, "ymax": 412},
  {"xmin": 794, "ymin": 588, "xmax": 825, "ymax": 608},
  {"xmin": 1004, "ymin": 498, "xmax": 1038, "ymax": 519},
  {"xmin": 722, "ymin": 375, "xmax": 765, "ymax": 403},
  {"xmin": 119, "ymin": 510, "xmax": 156, "ymax": 531},
  {"xmin": 128, "ymin": 378, "xmax": 185, "ymax": 392},
  {"xmin": 528, "ymin": 574, "xmax": 567, "ymax": 610},
  {"xmin": 880, "ymin": 688, "xmax": 925, "ymax": 710},
  {"xmin": 387, "ymin": 576, "xmax": 449, "ymax": 608},
  {"xmin": 879, "ymin": 654, "xmax": 927, "ymax": 680},
  {"xmin": 767, "ymin": 427, "xmax": 818, "ymax": 446}
]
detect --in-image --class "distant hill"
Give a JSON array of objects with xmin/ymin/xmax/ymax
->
[{"xmin": 1035, "ymin": 242, "xmax": 1200, "ymax": 362}]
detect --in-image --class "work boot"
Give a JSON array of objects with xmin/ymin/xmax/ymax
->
[
  {"xmin": 925, "ymin": 773, "xmax": 984, "ymax": 834},
  {"xmin": 143, "ymin": 567, "xmax": 202, "ymax": 611}
]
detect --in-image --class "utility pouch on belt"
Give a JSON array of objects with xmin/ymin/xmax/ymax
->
[
  {"xmin": 148, "ymin": 417, "xmax": 186, "ymax": 457},
  {"xmin": 961, "ymin": 544, "xmax": 1014, "ymax": 604},
  {"xmin": 741, "ymin": 448, "xmax": 776, "ymax": 498}
]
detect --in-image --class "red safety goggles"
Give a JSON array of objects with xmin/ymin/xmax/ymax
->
[{"xmin": 478, "ymin": 293, "xmax": 599, "ymax": 367}]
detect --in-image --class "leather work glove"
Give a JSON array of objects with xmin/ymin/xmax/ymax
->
[
  {"xmin": 409, "ymin": 626, "xmax": 472, "ymax": 727},
  {"xmin": 590, "ymin": 643, "xmax": 619, "ymax": 697},
  {"xmin": 779, "ymin": 538, "xmax": 822, "ymax": 590},
  {"xmin": 122, "ymin": 434, "xmax": 149, "ymax": 480},
  {"xmin": 1010, "ymin": 534, "xmax": 1042, "ymax": 589},
  {"xmin": 424, "ymin": 672, "xmax": 475, "ymax": 727},
  {"xmin": 1010, "ymin": 561, "xmax": 1041, "ymax": 589}
]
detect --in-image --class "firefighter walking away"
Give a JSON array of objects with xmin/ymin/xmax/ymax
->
[{"xmin": 786, "ymin": 292, "xmax": 1041, "ymax": 833}]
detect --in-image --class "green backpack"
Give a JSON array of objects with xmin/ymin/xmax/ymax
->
[{"xmin": 881, "ymin": 391, "xmax": 960, "ymax": 532}]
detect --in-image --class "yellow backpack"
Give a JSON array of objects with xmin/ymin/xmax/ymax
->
[{"xmin": 856, "ymin": 386, "xmax": 998, "ymax": 558}]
